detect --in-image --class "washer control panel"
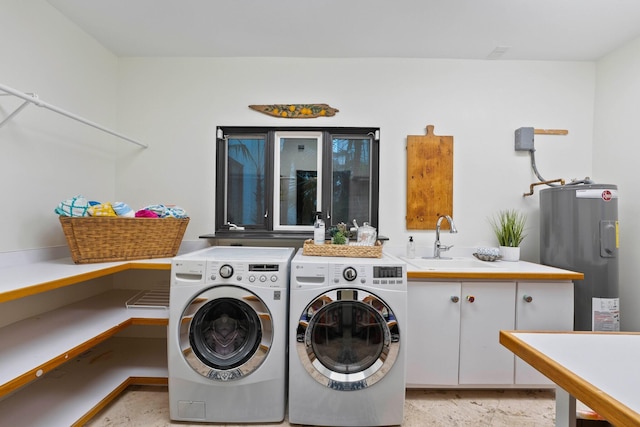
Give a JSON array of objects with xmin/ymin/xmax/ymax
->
[{"xmin": 205, "ymin": 261, "xmax": 288, "ymax": 288}]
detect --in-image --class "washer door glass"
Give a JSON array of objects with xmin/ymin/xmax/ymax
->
[
  {"xmin": 296, "ymin": 289, "xmax": 400, "ymax": 390},
  {"xmin": 180, "ymin": 285, "xmax": 273, "ymax": 381}
]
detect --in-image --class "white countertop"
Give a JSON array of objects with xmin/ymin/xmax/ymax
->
[
  {"xmin": 0, "ymin": 246, "xmax": 584, "ymax": 304},
  {"xmin": 395, "ymin": 253, "xmax": 583, "ymax": 280}
]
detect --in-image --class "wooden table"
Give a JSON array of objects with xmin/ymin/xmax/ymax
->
[{"xmin": 500, "ymin": 331, "xmax": 640, "ymax": 427}]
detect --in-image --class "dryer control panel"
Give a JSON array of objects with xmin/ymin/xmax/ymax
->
[
  {"xmin": 329, "ymin": 262, "xmax": 406, "ymax": 290},
  {"xmin": 290, "ymin": 250, "xmax": 407, "ymax": 291}
]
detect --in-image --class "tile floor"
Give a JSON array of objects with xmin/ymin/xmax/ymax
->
[{"xmin": 85, "ymin": 386, "xmax": 557, "ymax": 426}]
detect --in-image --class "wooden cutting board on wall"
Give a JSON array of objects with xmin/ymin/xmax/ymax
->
[{"xmin": 406, "ymin": 125, "xmax": 453, "ymax": 230}]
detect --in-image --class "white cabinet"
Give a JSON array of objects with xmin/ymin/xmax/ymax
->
[
  {"xmin": 459, "ymin": 282, "xmax": 515, "ymax": 385},
  {"xmin": 407, "ymin": 279, "xmax": 574, "ymax": 388},
  {"xmin": 406, "ymin": 281, "xmax": 460, "ymax": 386},
  {"xmin": 514, "ymin": 281, "xmax": 574, "ymax": 385}
]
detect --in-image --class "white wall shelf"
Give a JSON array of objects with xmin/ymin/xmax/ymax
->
[
  {"xmin": 0, "ymin": 257, "xmax": 171, "ymax": 304},
  {"xmin": 0, "ymin": 337, "xmax": 167, "ymax": 427},
  {"xmin": 0, "ymin": 255, "xmax": 172, "ymax": 426},
  {"xmin": 0, "ymin": 289, "xmax": 168, "ymax": 398}
]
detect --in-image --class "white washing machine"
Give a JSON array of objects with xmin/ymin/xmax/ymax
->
[
  {"xmin": 168, "ymin": 246, "xmax": 294, "ymax": 423},
  {"xmin": 288, "ymin": 249, "xmax": 408, "ymax": 426}
]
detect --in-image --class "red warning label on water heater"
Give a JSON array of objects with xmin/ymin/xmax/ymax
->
[{"xmin": 576, "ymin": 189, "xmax": 618, "ymax": 200}]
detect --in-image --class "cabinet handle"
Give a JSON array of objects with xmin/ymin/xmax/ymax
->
[
  {"xmin": 523, "ymin": 294, "xmax": 533, "ymax": 303},
  {"xmin": 450, "ymin": 296, "xmax": 459, "ymax": 303},
  {"xmin": 466, "ymin": 295, "xmax": 475, "ymax": 303}
]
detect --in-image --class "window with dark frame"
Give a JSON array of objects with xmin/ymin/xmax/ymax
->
[{"xmin": 215, "ymin": 126, "xmax": 380, "ymax": 236}]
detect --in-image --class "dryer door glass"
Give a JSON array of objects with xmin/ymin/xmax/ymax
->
[
  {"xmin": 180, "ymin": 286, "xmax": 273, "ymax": 381},
  {"xmin": 296, "ymin": 289, "xmax": 400, "ymax": 390}
]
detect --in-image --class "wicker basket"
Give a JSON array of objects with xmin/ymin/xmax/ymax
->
[
  {"xmin": 302, "ymin": 239, "xmax": 382, "ymax": 258},
  {"xmin": 59, "ymin": 216, "xmax": 189, "ymax": 264}
]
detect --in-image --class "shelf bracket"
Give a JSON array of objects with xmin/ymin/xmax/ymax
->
[
  {"xmin": 0, "ymin": 82, "xmax": 147, "ymax": 149},
  {"xmin": 0, "ymin": 95, "xmax": 32, "ymax": 128}
]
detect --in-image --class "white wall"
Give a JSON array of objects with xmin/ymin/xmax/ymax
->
[
  {"xmin": 594, "ymin": 36, "xmax": 640, "ymax": 331},
  {"xmin": 116, "ymin": 57, "xmax": 595, "ymax": 261},
  {"xmin": 0, "ymin": 0, "xmax": 120, "ymax": 252},
  {"xmin": 0, "ymin": 2, "xmax": 596, "ymax": 261},
  {"xmin": 13, "ymin": 1, "xmax": 640, "ymax": 330}
]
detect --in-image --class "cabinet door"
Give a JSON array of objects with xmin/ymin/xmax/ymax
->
[
  {"xmin": 407, "ymin": 281, "xmax": 461, "ymax": 386},
  {"xmin": 515, "ymin": 281, "xmax": 574, "ymax": 385},
  {"xmin": 459, "ymin": 282, "xmax": 515, "ymax": 385}
]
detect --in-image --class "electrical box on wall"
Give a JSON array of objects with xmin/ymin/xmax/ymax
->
[{"xmin": 515, "ymin": 127, "xmax": 535, "ymax": 151}]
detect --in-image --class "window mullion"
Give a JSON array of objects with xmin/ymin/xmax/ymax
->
[
  {"xmin": 322, "ymin": 131, "xmax": 333, "ymax": 226},
  {"xmin": 265, "ymin": 131, "xmax": 275, "ymax": 230},
  {"xmin": 215, "ymin": 133, "xmax": 227, "ymax": 231}
]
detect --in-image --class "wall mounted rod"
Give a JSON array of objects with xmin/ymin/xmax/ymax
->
[
  {"xmin": 533, "ymin": 128, "xmax": 568, "ymax": 136},
  {"xmin": 0, "ymin": 82, "xmax": 147, "ymax": 149}
]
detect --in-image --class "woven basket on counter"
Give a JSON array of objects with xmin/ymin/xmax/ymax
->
[
  {"xmin": 59, "ymin": 216, "xmax": 189, "ymax": 264},
  {"xmin": 302, "ymin": 239, "xmax": 382, "ymax": 258}
]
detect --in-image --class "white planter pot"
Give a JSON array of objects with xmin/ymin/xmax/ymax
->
[{"xmin": 499, "ymin": 246, "xmax": 520, "ymax": 262}]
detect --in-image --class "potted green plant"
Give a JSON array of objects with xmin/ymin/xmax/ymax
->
[
  {"xmin": 329, "ymin": 222, "xmax": 349, "ymax": 245},
  {"xmin": 489, "ymin": 209, "xmax": 527, "ymax": 261}
]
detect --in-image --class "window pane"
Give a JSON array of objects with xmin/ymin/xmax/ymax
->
[
  {"xmin": 226, "ymin": 137, "xmax": 265, "ymax": 226},
  {"xmin": 215, "ymin": 126, "xmax": 377, "ymax": 235},
  {"xmin": 278, "ymin": 137, "xmax": 320, "ymax": 226},
  {"xmin": 332, "ymin": 137, "xmax": 371, "ymax": 225}
]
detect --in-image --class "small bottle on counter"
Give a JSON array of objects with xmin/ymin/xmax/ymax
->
[
  {"xmin": 407, "ymin": 236, "xmax": 416, "ymax": 258},
  {"xmin": 314, "ymin": 212, "xmax": 326, "ymax": 245}
]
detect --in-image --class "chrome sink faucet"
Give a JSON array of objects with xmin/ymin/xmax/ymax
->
[
  {"xmin": 227, "ymin": 222, "xmax": 245, "ymax": 230},
  {"xmin": 433, "ymin": 215, "xmax": 458, "ymax": 258}
]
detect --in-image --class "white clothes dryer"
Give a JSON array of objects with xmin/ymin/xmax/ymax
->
[
  {"xmin": 168, "ymin": 246, "xmax": 294, "ymax": 423},
  {"xmin": 288, "ymin": 249, "xmax": 408, "ymax": 426}
]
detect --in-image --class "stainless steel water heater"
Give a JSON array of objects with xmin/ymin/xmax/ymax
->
[{"xmin": 540, "ymin": 183, "xmax": 619, "ymax": 331}]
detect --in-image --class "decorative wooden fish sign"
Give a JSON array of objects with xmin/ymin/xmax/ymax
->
[{"xmin": 249, "ymin": 103, "xmax": 339, "ymax": 119}]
